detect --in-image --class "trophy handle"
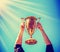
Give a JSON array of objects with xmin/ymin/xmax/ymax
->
[{"xmin": 20, "ymin": 18, "xmax": 25, "ymax": 21}]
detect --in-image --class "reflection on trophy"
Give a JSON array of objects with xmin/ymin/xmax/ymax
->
[{"xmin": 21, "ymin": 16, "xmax": 40, "ymax": 45}]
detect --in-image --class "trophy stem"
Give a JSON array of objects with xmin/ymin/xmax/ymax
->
[{"xmin": 30, "ymin": 35, "xmax": 32, "ymax": 38}]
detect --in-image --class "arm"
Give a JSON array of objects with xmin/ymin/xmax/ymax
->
[
  {"xmin": 37, "ymin": 22, "xmax": 54, "ymax": 52},
  {"xmin": 15, "ymin": 22, "xmax": 25, "ymax": 45},
  {"xmin": 37, "ymin": 22, "xmax": 51, "ymax": 45},
  {"xmin": 14, "ymin": 22, "xmax": 25, "ymax": 52}
]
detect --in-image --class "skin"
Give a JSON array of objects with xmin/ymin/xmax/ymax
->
[
  {"xmin": 15, "ymin": 22, "xmax": 25, "ymax": 45},
  {"xmin": 37, "ymin": 22, "xmax": 51, "ymax": 45},
  {"xmin": 15, "ymin": 22, "xmax": 51, "ymax": 45}
]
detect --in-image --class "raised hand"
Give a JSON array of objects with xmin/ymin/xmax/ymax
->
[{"xmin": 37, "ymin": 22, "xmax": 43, "ymax": 31}]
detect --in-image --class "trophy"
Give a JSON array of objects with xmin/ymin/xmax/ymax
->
[{"xmin": 21, "ymin": 16, "xmax": 40, "ymax": 45}]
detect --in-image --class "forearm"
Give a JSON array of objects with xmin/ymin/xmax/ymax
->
[
  {"xmin": 40, "ymin": 29, "xmax": 51, "ymax": 45},
  {"xmin": 15, "ymin": 30, "xmax": 24, "ymax": 45}
]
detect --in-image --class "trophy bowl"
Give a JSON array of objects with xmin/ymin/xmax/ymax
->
[{"xmin": 25, "ymin": 16, "xmax": 37, "ymax": 45}]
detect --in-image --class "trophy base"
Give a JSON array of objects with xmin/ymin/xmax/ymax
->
[{"xmin": 25, "ymin": 38, "xmax": 37, "ymax": 45}]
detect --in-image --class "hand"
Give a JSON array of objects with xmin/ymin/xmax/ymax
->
[
  {"xmin": 37, "ymin": 22, "xmax": 43, "ymax": 31},
  {"xmin": 20, "ymin": 22, "xmax": 25, "ymax": 31}
]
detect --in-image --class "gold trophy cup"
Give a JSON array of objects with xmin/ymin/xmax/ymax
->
[
  {"xmin": 21, "ymin": 16, "xmax": 40, "ymax": 45},
  {"xmin": 25, "ymin": 16, "xmax": 38, "ymax": 45}
]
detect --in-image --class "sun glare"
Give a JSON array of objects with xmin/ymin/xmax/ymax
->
[{"xmin": 0, "ymin": 0, "xmax": 10, "ymax": 10}]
